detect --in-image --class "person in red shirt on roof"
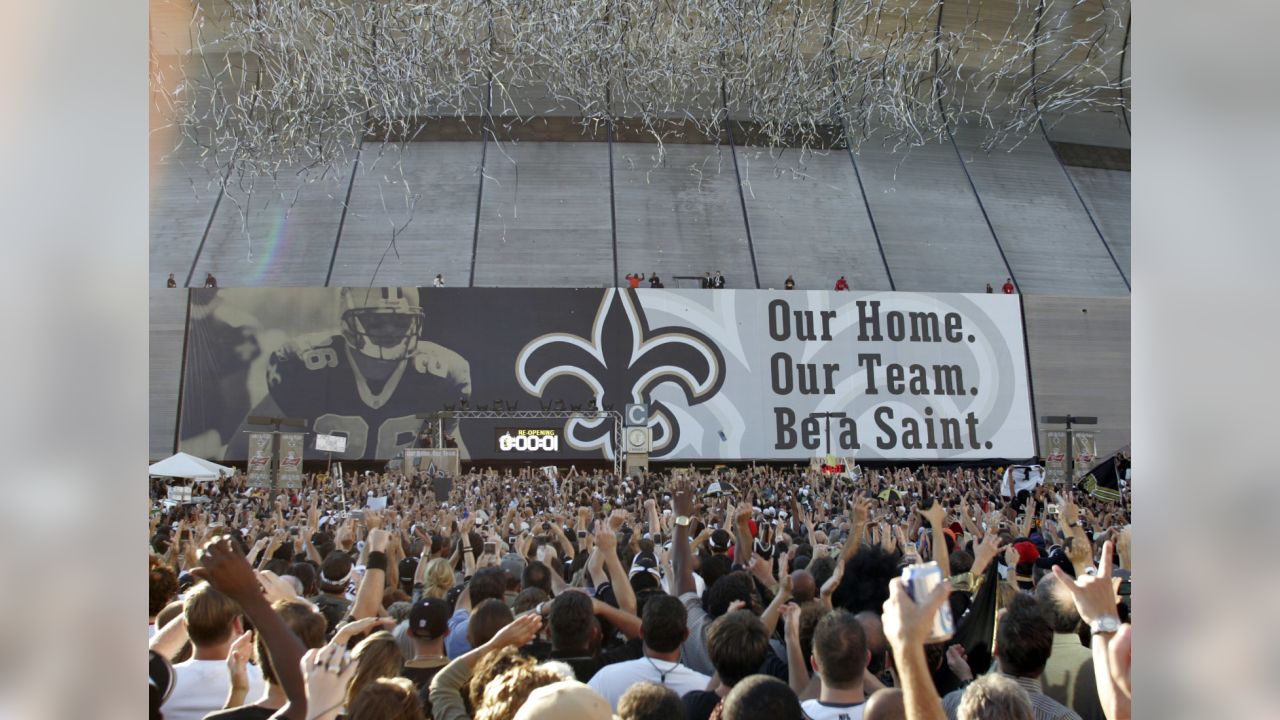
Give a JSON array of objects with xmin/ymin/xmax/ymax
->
[
  {"xmin": 1002, "ymin": 277, "xmax": 1015, "ymax": 294},
  {"xmin": 626, "ymin": 273, "xmax": 641, "ymax": 289},
  {"xmin": 834, "ymin": 276, "xmax": 850, "ymax": 291}
]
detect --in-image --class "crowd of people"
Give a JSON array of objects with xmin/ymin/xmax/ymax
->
[{"xmin": 149, "ymin": 463, "xmax": 1132, "ymax": 720}]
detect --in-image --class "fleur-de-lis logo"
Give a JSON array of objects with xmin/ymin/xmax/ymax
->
[{"xmin": 516, "ymin": 289, "xmax": 725, "ymax": 458}]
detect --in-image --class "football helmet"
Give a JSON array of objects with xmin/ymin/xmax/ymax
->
[{"xmin": 339, "ymin": 287, "xmax": 424, "ymax": 361}]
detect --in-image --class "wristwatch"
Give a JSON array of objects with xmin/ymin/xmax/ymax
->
[
  {"xmin": 675, "ymin": 515, "xmax": 691, "ymax": 527},
  {"xmin": 1089, "ymin": 615, "xmax": 1121, "ymax": 635}
]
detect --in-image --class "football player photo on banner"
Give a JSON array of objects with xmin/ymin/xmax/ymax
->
[{"xmin": 178, "ymin": 288, "xmax": 1035, "ymax": 461}]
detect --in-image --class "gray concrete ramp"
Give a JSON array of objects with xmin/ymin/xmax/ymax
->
[
  {"xmin": 473, "ymin": 141, "xmax": 614, "ymax": 286},
  {"xmin": 735, "ymin": 146, "xmax": 892, "ymax": 292},
  {"xmin": 1066, "ymin": 167, "xmax": 1131, "ymax": 278},
  {"xmin": 613, "ymin": 143, "xmax": 754, "ymax": 288},
  {"xmin": 853, "ymin": 135, "xmax": 1010, "ymax": 293},
  {"xmin": 952, "ymin": 126, "xmax": 1129, "ymax": 295},
  {"xmin": 193, "ymin": 160, "xmax": 356, "ymax": 286},
  {"xmin": 1023, "ymin": 295, "xmax": 1130, "ymax": 456},
  {"xmin": 329, "ymin": 141, "xmax": 483, "ymax": 288}
]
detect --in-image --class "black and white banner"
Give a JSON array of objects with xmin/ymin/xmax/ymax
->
[{"xmin": 179, "ymin": 288, "xmax": 1035, "ymax": 461}]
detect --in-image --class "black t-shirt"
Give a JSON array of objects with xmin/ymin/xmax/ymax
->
[
  {"xmin": 402, "ymin": 659, "xmax": 449, "ymax": 714},
  {"xmin": 203, "ymin": 704, "xmax": 277, "ymax": 720},
  {"xmin": 683, "ymin": 690, "xmax": 722, "ymax": 720}
]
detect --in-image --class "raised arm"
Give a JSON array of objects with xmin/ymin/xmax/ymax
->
[
  {"xmin": 841, "ymin": 496, "xmax": 871, "ymax": 563},
  {"xmin": 596, "ymin": 521, "xmax": 637, "ymax": 616},
  {"xmin": 918, "ymin": 499, "xmax": 950, "ymax": 579},
  {"xmin": 348, "ymin": 528, "xmax": 390, "ymax": 620},
  {"xmin": 671, "ymin": 479, "xmax": 698, "ymax": 596},
  {"xmin": 882, "ymin": 577, "xmax": 951, "ymax": 720}
]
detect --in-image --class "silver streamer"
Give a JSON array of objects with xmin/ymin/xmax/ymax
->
[{"xmin": 153, "ymin": 0, "xmax": 1129, "ymax": 252}]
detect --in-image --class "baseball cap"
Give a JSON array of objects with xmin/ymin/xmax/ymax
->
[
  {"xmin": 501, "ymin": 553, "xmax": 527, "ymax": 579},
  {"xmin": 512, "ymin": 680, "xmax": 617, "ymax": 720},
  {"xmin": 408, "ymin": 598, "xmax": 451, "ymax": 639},
  {"xmin": 629, "ymin": 552, "xmax": 661, "ymax": 581}
]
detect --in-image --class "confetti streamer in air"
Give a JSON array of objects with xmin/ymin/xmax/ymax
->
[{"xmin": 155, "ymin": 0, "xmax": 1129, "ymax": 254}]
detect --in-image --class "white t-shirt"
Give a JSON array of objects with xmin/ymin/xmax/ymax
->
[
  {"xmin": 162, "ymin": 658, "xmax": 265, "ymax": 720},
  {"xmin": 588, "ymin": 657, "xmax": 711, "ymax": 709},
  {"xmin": 801, "ymin": 698, "xmax": 866, "ymax": 720}
]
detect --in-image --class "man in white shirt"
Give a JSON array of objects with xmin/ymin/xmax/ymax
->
[
  {"xmin": 162, "ymin": 582, "xmax": 265, "ymax": 720},
  {"xmin": 801, "ymin": 610, "xmax": 869, "ymax": 720},
  {"xmin": 588, "ymin": 594, "xmax": 711, "ymax": 709}
]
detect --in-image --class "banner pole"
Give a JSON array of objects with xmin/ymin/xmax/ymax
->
[
  {"xmin": 269, "ymin": 425, "xmax": 281, "ymax": 509},
  {"xmin": 1065, "ymin": 418, "xmax": 1074, "ymax": 486}
]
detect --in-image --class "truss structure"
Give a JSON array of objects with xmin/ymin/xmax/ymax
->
[{"xmin": 425, "ymin": 410, "xmax": 625, "ymax": 478}]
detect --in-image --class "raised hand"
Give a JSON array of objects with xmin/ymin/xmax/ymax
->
[
  {"xmin": 917, "ymin": 498, "xmax": 945, "ymax": 527},
  {"xmin": 1052, "ymin": 540, "xmax": 1120, "ymax": 625},
  {"xmin": 227, "ymin": 628, "xmax": 255, "ymax": 683},
  {"xmin": 258, "ymin": 570, "xmax": 299, "ymax": 604},
  {"xmin": 945, "ymin": 644, "xmax": 972, "ymax": 682},
  {"xmin": 331, "ymin": 616, "xmax": 396, "ymax": 646},
  {"xmin": 300, "ymin": 643, "xmax": 357, "ymax": 720},
  {"xmin": 367, "ymin": 528, "xmax": 390, "ymax": 553},
  {"xmin": 594, "ymin": 521, "xmax": 618, "ymax": 554},
  {"xmin": 486, "ymin": 613, "xmax": 543, "ymax": 650},
  {"xmin": 191, "ymin": 536, "xmax": 261, "ymax": 601},
  {"xmin": 882, "ymin": 576, "xmax": 951, "ymax": 651}
]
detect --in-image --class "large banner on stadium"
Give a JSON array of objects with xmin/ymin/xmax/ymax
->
[{"xmin": 179, "ymin": 288, "xmax": 1035, "ymax": 462}]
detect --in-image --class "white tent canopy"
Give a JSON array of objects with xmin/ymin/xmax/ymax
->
[{"xmin": 149, "ymin": 452, "xmax": 236, "ymax": 481}]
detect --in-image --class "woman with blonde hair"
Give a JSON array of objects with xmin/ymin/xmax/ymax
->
[{"xmin": 419, "ymin": 557, "xmax": 456, "ymax": 600}]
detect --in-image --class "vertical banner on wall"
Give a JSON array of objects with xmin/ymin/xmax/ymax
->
[
  {"xmin": 279, "ymin": 433, "xmax": 305, "ymax": 488},
  {"xmin": 1071, "ymin": 431, "xmax": 1097, "ymax": 482},
  {"xmin": 247, "ymin": 432, "xmax": 273, "ymax": 488},
  {"xmin": 1044, "ymin": 431, "xmax": 1068, "ymax": 484}
]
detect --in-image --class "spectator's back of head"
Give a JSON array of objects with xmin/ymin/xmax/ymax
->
[
  {"xmin": 522, "ymin": 561, "xmax": 553, "ymax": 595},
  {"xmin": 721, "ymin": 676, "xmax": 803, "ymax": 720},
  {"xmin": 347, "ymin": 677, "xmax": 425, "ymax": 720},
  {"xmin": 996, "ymin": 594, "xmax": 1053, "ymax": 678},
  {"xmin": 288, "ymin": 562, "xmax": 319, "ymax": 597},
  {"xmin": 957, "ymin": 673, "xmax": 1034, "ymax": 720},
  {"xmin": 705, "ymin": 570, "xmax": 759, "ymax": 618},
  {"xmin": 864, "ymin": 688, "xmax": 906, "ymax": 720},
  {"xmin": 618, "ymin": 682, "xmax": 685, "ymax": 720},
  {"xmin": 260, "ymin": 600, "xmax": 326, "ymax": 685},
  {"xmin": 706, "ymin": 610, "xmax": 769, "ymax": 687},
  {"xmin": 422, "ymin": 557, "xmax": 455, "ymax": 599},
  {"xmin": 549, "ymin": 590, "xmax": 598, "ymax": 653},
  {"xmin": 789, "ymin": 570, "xmax": 816, "ymax": 603},
  {"xmin": 1033, "ymin": 573, "xmax": 1082, "ymax": 634},
  {"xmin": 699, "ymin": 554, "xmax": 733, "ymax": 591},
  {"xmin": 182, "ymin": 581, "xmax": 242, "ymax": 648},
  {"xmin": 471, "ymin": 567, "xmax": 509, "ymax": 605},
  {"xmin": 347, "ymin": 630, "xmax": 405, "ymax": 707},
  {"xmin": 513, "ymin": 587, "xmax": 550, "ymax": 616},
  {"xmin": 320, "ymin": 552, "xmax": 354, "ymax": 592},
  {"xmin": 475, "ymin": 663, "xmax": 564, "ymax": 720},
  {"xmin": 812, "ymin": 609, "xmax": 869, "ymax": 690},
  {"xmin": 149, "ymin": 559, "xmax": 178, "ymax": 618},
  {"xmin": 833, "ymin": 547, "xmax": 899, "ymax": 615},
  {"xmin": 641, "ymin": 594, "xmax": 688, "ymax": 653},
  {"xmin": 469, "ymin": 598, "xmax": 515, "ymax": 648}
]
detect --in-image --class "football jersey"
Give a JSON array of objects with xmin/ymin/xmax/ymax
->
[
  {"xmin": 801, "ymin": 699, "xmax": 865, "ymax": 720},
  {"xmin": 265, "ymin": 333, "xmax": 470, "ymax": 460}
]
